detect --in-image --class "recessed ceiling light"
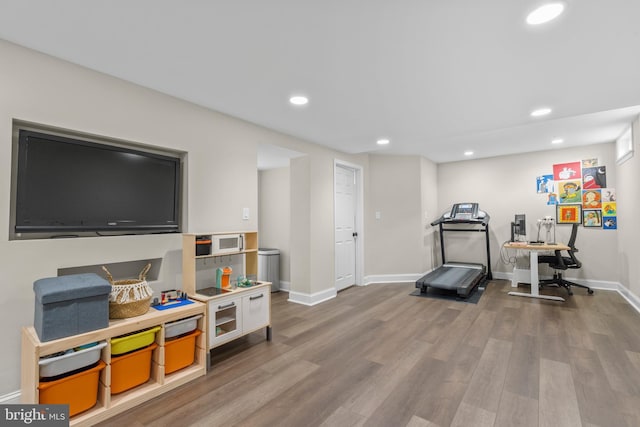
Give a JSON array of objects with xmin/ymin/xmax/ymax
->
[
  {"xmin": 531, "ymin": 107, "xmax": 552, "ymax": 117},
  {"xmin": 551, "ymin": 138, "xmax": 564, "ymax": 144},
  {"xmin": 376, "ymin": 138, "xmax": 390, "ymax": 145},
  {"xmin": 289, "ymin": 95, "xmax": 308, "ymax": 106},
  {"xmin": 526, "ymin": 3, "xmax": 565, "ymax": 25},
  {"xmin": 464, "ymin": 151, "xmax": 474, "ymax": 156}
]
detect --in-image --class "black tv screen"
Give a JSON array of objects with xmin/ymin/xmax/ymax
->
[{"xmin": 14, "ymin": 130, "xmax": 181, "ymax": 235}]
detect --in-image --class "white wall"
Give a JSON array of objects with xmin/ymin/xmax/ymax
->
[
  {"xmin": 258, "ymin": 167, "xmax": 291, "ymax": 285},
  {"xmin": 616, "ymin": 115, "xmax": 640, "ymax": 299},
  {"xmin": 366, "ymin": 155, "xmax": 425, "ymax": 277},
  {"xmin": 0, "ymin": 40, "xmax": 329, "ymax": 396},
  {"xmin": 437, "ymin": 143, "xmax": 620, "ymax": 283},
  {"xmin": 420, "ymin": 156, "xmax": 439, "ymax": 273}
]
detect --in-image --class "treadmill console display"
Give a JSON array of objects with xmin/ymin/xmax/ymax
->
[
  {"xmin": 432, "ymin": 202, "xmax": 489, "ymax": 226},
  {"xmin": 451, "ymin": 203, "xmax": 478, "ymax": 220}
]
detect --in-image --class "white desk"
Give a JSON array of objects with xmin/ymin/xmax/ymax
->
[{"xmin": 503, "ymin": 242, "xmax": 570, "ymax": 302}]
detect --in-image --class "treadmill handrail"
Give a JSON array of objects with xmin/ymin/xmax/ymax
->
[{"xmin": 431, "ymin": 212, "xmax": 490, "ymax": 226}]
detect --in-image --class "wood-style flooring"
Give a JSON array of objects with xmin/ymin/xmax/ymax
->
[{"xmin": 97, "ymin": 280, "xmax": 640, "ymax": 427}]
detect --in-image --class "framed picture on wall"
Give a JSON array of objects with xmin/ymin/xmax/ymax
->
[
  {"xmin": 557, "ymin": 204, "xmax": 582, "ymax": 224},
  {"xmin": 583, "ymin": 209, "xmax": 602, "ymax": 227},
  {"xmin": 603, "ymin": 216, "xmax": 617, "ymax": 229}
]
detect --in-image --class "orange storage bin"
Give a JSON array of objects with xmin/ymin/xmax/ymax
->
[
  {"xmin": 38, "ymin": 360, "xmax": 106, "ymax": 417},
  {"xmin": 110, "ymin": 343, "xmax": 157, "ymax": 394},
  {"xmin": 165, "ymin": 329, "xmax": 202, "ymax": 374}
]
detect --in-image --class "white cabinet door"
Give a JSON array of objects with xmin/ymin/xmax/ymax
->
[
  {"xmin": 208, "ymin": 295, "xmax": 243, "ymax": 348},
  {"xmin": 242, "ymin": 288, "xmax": 270, "ymax": 334}
]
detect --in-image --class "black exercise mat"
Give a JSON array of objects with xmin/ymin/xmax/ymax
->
[{"xmin": 410, "ymin": 285, "xmax": 484, "ymax": 304}]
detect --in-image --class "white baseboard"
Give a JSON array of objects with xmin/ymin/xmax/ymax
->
[
  {"xmin": 361, "ymin": 270, "xmax": 640, "ymax": 314},
  {"xmin": 491, "ymin": 271, "xmax": 512, "ymax": 281},
  {"xmin": 363, "ymin": 273, "xmax": 424, "ymax": 285},
  {"xmin": 277, "ymin": 280, "xmax": 290, "ymax": 292},
  {"xmin": 0, "ymin": 390, "xmax": 20, "ymax": 404},
  {"xmin": 288, "ymin": 287, "xmax": 337, "ymax": 306},
  {"xmin": 363, "ymin": 271, "xmax": 638, "ymax": 313},
  {"xmin": 496, "ymin": 270, "xmax": 640, "ymax": 314},
  {"xmin": 615, "ymin": 282, "xmax": 640, "ymax": 314}
]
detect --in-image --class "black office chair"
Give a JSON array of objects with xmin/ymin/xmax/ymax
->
[{"xmin": 538, "ymin": 223, "xmax": 594, "ymax": 296}]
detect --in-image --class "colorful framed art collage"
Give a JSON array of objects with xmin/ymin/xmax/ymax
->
[{"xmin": 536, "ymin": 159, "xmax": 617, "ymax": 229}]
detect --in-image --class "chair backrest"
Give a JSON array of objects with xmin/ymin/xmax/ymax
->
[
  {"xmin": 567, "ymin": 223, "xmax": 579, "ymax": 249},
  {"xmin": 565, "ymin": 223, "xmax": 581, "ymax": 268}
]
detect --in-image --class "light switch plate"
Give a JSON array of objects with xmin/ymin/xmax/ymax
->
[{"xmin": 242, "ymin": 207, "xmax": 250, "ymax": 220}]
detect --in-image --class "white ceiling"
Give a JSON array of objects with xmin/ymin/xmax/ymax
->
[{"xmin": 1, "ymin": 0, "xmax": 639, "ymax": 163}]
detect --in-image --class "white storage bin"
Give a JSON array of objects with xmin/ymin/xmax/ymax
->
[
  {"xmin": 165, "ymin": 315, "xmax": 203, "ymax": 339},
  {"xmin": 39, "ymin": 341, "xmax": 107, "ymax": 378}
]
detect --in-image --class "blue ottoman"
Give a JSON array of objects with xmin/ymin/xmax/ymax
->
[{"xmin": 34, "ymin": 273, "xmax": 111, "ymax": 342}]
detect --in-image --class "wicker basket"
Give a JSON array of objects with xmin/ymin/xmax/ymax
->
[{"xmin": 102, "ymin": 264, "xmax": 153, "ymax": 319}]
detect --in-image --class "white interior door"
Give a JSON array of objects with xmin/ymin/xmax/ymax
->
[{"xmin": 335, "ymin": 164, "xmax": 357, "ymax": 291}]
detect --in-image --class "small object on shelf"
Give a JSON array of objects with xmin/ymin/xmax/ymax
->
[
  {"xmin": 161, "ymin": 289, "xmax": 182, "ymax": 305},
  {"xmin": 237, "ymin": 276, "xmax": 254, "ymax": 288},
  {"xmin": 221, "ymin": 267, "xmax": 233, "ymax": 289},
  {"xmin": 215, "ymin": 268, "xmax": 223, "ymax": 288},
  {"xmin": 33, "ymin": 273, "xmax": 111, "ymax": 342},
  {"xmin": 152, "ymin": 297, "xmax": 194, "ymax": 311},
  {"xmin": 195, "ymin": 236, "xmax": 212, "ymax": 256},
  {"xmin": 102, "ymin": 264, "xmax": 154, "ymax": 319}
]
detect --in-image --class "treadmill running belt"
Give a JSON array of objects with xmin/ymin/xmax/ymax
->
[
  {"xmin": 416, "ymin": 264, "xmax": 485, "ymax": 297},
  {"xmin": 420, "ymin": 266, "xmax": 479, "ymax": 289}
]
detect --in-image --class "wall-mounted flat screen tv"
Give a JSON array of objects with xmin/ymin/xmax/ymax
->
[{"xmin": 14, "ymin": 129, "xmax": 182, "ymax": 237}]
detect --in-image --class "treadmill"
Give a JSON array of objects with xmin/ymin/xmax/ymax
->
[{"xmin": 416, "ymin": 203, "xmax": 492, "ymax": 298}]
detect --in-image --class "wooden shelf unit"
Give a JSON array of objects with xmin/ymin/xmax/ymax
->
[{"xmin": 21, "ymin": 301, "xmax": 207, "ymax": 427}]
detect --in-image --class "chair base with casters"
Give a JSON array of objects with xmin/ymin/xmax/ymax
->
[{"xmin": 539, "ymin": 273, "xmax": 594, "ymax": 296}]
